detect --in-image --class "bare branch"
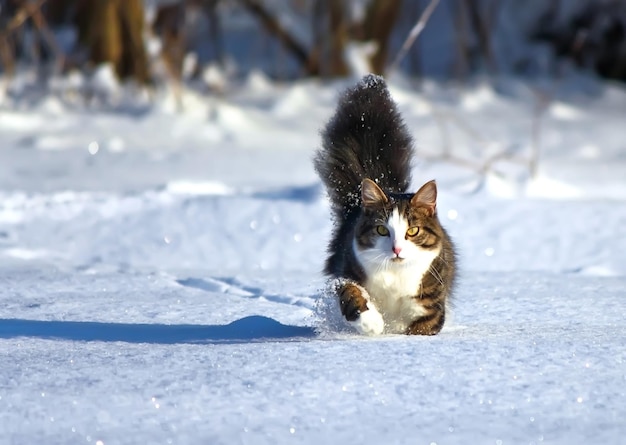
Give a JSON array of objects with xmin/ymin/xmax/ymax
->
[
  {"xmin": 26, "ymin": 0, "xmax": 66, "ymax": 71},
  {"xmin": 529, "ymin": 90, "xmax": 550, "ymax": 178},
  {"xmin": 0, "ymin": 0, "xmax": 49, "ymax": 77},
  {"xmin": 388, "ymin": 0, "xmax": 440, "ymax": 73},
  {"xmin": 0, "ymin": 35, "xmax": 15, "ymax": 76},
  {"xmin": 363, "ymin": 0, "xmax": 402, "ymax": 74},
  {"xmin": 1, "ymin": 0, "xmax": 47, "ymax": 33},
  {"xmin": 240, "ymin": 0, "xmax": 318, "ymax": 76}
]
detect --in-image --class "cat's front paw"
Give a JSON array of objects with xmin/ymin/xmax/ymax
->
[
  {"xmin": 338, "ymin": 282, "xmax": 369, "ymax": 321},
  {"xmin": 351, "ymin": 306, "xmax": 385, "ymax": 336},
  {"xmin": 336, "ymin": 281, "xmax": 385, "ymax": 335}
]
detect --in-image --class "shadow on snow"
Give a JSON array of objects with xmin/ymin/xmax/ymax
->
[
  {"xmin": 249, "ymin": 183, "xmax": 322, "ymax": 202},
  {"xmin": 0, "ymin": 315, "xmax": 316, "ymax": 345}
]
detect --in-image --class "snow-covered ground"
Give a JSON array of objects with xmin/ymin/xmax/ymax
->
[{"xmin": 1, "ymin": 72, "xmax": 625, "ymax": 444}]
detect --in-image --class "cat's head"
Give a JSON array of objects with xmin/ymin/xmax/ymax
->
[{"xmin": 353, "ymin": 178, "xmax": 444, "ymax": 269}]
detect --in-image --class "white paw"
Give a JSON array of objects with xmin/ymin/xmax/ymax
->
[{"xmin": 350, "ymin": 306, "xmax": 385, "ymax": 336}]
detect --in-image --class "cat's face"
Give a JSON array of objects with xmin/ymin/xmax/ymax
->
[{"xmin": 354, "ymin": 179, "xmax": 443, "ymax": 269}]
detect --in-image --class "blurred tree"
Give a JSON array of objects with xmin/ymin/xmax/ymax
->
[
  {"xmin": 360, "ymin": 0, "xmax": 401, "ymax": 74},
  {"xmin": 532, "ymin": 0, "xmax": 626, "ymax": 82},
  {"xmin": 0, "ymin": 0, "xmax": 20, "ymax": 76},
  {"xmin": 241, "ymin": 0, "xmax": 401, "ymax": 77},
  {"xmin": 326, "ymin": 0, "xmax": 348, "ymax": 76},
  {"xmin": 0, "ymin": 0, "xmax": 65, "ymax": 75},
  {"xmin": 76, "ymin": 0, "xmax": 150, "ymax": 83},
  {"xmin": 463, "ymin": 0, "xmax": 498, "ymax": 74},
  {"xmin": 241, "ymin": 0, "xmax": 319, "ymax": 75},
  {"xmin": 3, "ymin": 0, "xmax": 626, "ymax": 88},
  {"xmin": 153, "ymin": 1, "xmax": 186, "ymax": 83}
]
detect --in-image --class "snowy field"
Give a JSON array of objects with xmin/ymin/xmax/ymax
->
[{"xmin": 1, "ymin": 72, "xmax": 625, "ymax": 444}]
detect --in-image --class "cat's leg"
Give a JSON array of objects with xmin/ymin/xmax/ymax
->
[
  {"xmin": 406, "ymin": 303, "xmax": 445, "ymax": 335},
  {"xmin": 335, "ymin": 280, "xmax": 384, "ymax": 335},
  {"xmin": 406, "ymin": 260, "xmax": 451, "ymax": 335}
]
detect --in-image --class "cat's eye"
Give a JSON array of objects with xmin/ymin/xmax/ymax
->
[
  {"xmin": 406, "ymin": 226, "xmax": 419, "ymax": 237},
  {"xmin": 376, "ymin": 225, "xmax": 389, "ymax": 236}
]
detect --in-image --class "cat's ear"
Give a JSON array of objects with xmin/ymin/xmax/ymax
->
[
  {"xmin": 361, "ymin": 178, "xmax": 388, "ymax": 208},
  {"xmin": 411, "ymin": 180, "xmax": 437, "ymax": 216}
]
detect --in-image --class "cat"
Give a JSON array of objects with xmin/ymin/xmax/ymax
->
[{"xmin": 314, "ymin": 74, "xmax": 456, "ymax": 336}]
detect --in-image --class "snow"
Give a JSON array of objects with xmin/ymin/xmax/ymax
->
[{"xmin": 1, "ymin": 72, "xmax": 626, "ymax": 444}]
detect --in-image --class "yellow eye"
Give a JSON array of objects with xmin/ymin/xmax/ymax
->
[
  {"xmin": 406, "ymin": 227, "xmax": 419, "ymax": 237},
  {"xmin": 376, "ymin": 225, "xmax": 389, "ymax": 236}
]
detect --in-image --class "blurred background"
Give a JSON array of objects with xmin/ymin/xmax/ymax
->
[{"xmin": 1, "ymin": 0, "xmax": 625, "ymax": 93}]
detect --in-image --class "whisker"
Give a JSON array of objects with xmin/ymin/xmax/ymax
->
[
  {"xmin": 377, "ymin": 257, "xmax": 390, "ymax": 274},
  {"xmin": 363, "ymin": 251, "xmax": 389, "ymax": 275},
  {"xmin": 437, "ymin": 255, "xmax": 452, "ymax": 268},
  {"xmin": 429, "ymin": 265, "xmax": 444, "ymax": 286},
  {"xmin": 430, "ymin": 264, "xmax": 444, "ymax": 284}
]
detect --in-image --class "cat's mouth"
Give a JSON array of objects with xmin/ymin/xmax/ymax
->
[{"xmin": 390, "ymin": 256, "xmax": 405, "ymax": 263}]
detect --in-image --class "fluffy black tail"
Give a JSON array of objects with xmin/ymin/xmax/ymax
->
[{"xmin": 314, "ymin": 74, "xmax": 414, "ymax": 220}]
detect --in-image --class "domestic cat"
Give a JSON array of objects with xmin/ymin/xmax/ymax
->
[{"xmin": 314, "ymin": 74, "xmax": 456, "ymax": 336}]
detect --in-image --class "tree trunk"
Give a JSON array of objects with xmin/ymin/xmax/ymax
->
[
  {"xmin": 465, "ymin": 0, "xmax": 497, "ymax": 74},
  {"xmin": 76, "ymin": 0, "xmax": 150, "ymax": 83},
  {"xmin": 153, "ymin": 2, "xmax": 185, "ymax": 82},
  {"xmin": 327, "ymin": 0, "xmax": 349, "ymax": 76},
  {"xmin": 118, "ymin": 0, "xmax": 149, "ymax": 83},
  {"xmin": 363, "ymin": 0, "xmax": 401, "ymax": 75}
]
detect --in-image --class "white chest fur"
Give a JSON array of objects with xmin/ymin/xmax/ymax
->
[{"xmin": 363, "ymin": 251, "xmax": 438, "ymax": 333}]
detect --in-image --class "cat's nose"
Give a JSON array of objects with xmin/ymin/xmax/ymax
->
[{"xmin": 393, "ymin": 245, "xmax": 402, "ymax": 256}]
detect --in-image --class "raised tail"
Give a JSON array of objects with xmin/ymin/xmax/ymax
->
[{"xmin": 314, "ymin": 74, "xmax": 414, "ymax": 220}]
